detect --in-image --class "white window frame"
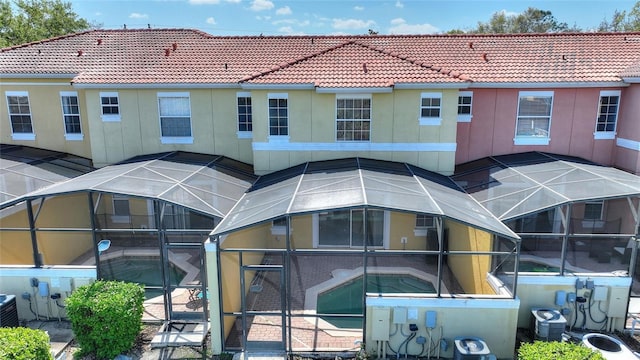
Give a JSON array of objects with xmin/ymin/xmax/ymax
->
[
  {"xmin": 271, "ymin": 216, "xmax": 292, "ymax": 236},
  {"xmin": 267, "ymin": 93, "xmax": 289, "ymax": 141},
  {"xmin": 514, "ymin": 91, "xmax": 553, "ymax": 146},
  {"xmin": 157, "ymin": 92, "xmax": 193, "ymax": 144},
  {"xmin": 584, "ymin": 201, "xmax": 605, "ymax": 221},
  {"xmin": 336, "ymin": 94, "xmax": 372, "ymax": 142},
  {"xmin": 457, "ymin": 91, "xmax": 473, "ymax": 122},
  {"xmin": 99, "ymin": 92, "xmax": 121, "ymax": 122},
  {"xmin": 60, "ymin": 91, "xmax": 83, "ymax": 141},
  {"xmin": 236, "ymin": 91, "xmax": 253, "ymax": 139},
  {"xmin": 419, "ymin": 92, "xmax": 442, "ymax": 126},
  {"xmin": 414, "ymin": 214, "xmax": 435, "ymax": 236},
  {"xmin": 312, "ymin": 210, "xmax": 390, "ymax": 249},
  {"xmin": 5, "ymin": 91, "xmax": 35, "ymax": 140},
  {"xmin": 111, "ymin": 194, "xmax": 130, "ymax": 223},
  {"xmin": 593, "ymin": 90, "xmax": 620, "ymax": 140}
]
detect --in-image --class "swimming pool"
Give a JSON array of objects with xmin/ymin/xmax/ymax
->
[
  {"xmin": 317, "ymin": 274, "xmax": 436, "ymax": 329},
  {"xmin": 99, "ymin": 256, "xmax": 186, "ymax": 297}
]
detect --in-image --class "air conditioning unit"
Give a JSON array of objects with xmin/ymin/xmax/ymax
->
[
  {"xmin": 531, "ymin": 308, "xmax": 566, "ymax": 341},
  {"xmin": 453, "ymin": 336, "xmax": 493, "ymax": 360},
  {"xmin": 0, "ymin": 295, "xmax": 19, "ymax": 327}
]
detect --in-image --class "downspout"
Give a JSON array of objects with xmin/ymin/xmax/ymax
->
[
  {"xmin": 435, "ymin": 216, "xmax": 444, "ymax": 297},
  {"xmin": 87, "ymin": 193, "xmax": 100, "ymax": 278},
  {"xmin": 26, "ymin": 199, "xmax": 42, "ymax": 267},
  {"xmin": 512, "ymin": 237, "xmax": 521, "ymax": 299},
  {"xmin": 285, "ymin": 215, "xmax": 292, "ymax": 353},
  {"xmin": 560, "ymin": 204, "xmax": 572, "ymax": 275}
]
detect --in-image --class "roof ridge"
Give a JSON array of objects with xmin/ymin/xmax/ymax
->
[
  {"xmin": 1, "ymin": 29, "xmax": 98, "ymax": 52},
  {"xmin": 240, "ymin": 40, "xmax": 356, "ymax": 82}
]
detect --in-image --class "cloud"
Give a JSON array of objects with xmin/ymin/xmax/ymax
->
[
  {"xmin": 272, "ymin": 19, "xmax": 310, "ymax": 27},
  {"xmin": 276, "ymin": 6, "xmax": 292, "ymax": 15},
  {"xmin": 256, "ymin": 15, "xmax": 272, "ymax": 21},
  {"xmin": 354, "ymin": 6, "xmax": 364, "ymax": 11},
  {"xmin": 388, "ymin": 18, "xmax": 438, "ymax": 34},
  {"xmin": 129, "ymin": 13, "xmax": 149, "ymax": 19},
  {"xmin": 95, "ymin": 11, "xmax": 102, "ymax": 16},
  {"xmin": 206, "ymin": 17, "xmax": 217, "ymax": 25},
  {"xmin": 277, "ymin": 26, "xmax": 305, "ymax": 35},
  {"xmin": 332, "ymin": 18, "xmax": 375, "ymax": 30},
  {"xmin": 498, "ymin": 9, "xmax": 520, "ymax": 17},
  {"xmin": 250, "ymin": 0, "xmax": 274, "ymax": 11},
  {"xmin": 189, "ymin": 0, "xmax": 220, "ymax": 4},
  {"xmin": 395, "ymin": 0, "xmax": 404, "ymax": 8}
]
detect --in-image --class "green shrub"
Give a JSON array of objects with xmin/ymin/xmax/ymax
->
[
  {"xmin": 0, "ymin": 327, "xmax": 53, "ymax": 360},
  {"xmin": 518, "ymin": 340, "xmax": 606, "ymax": 360},
  {"xmin": 66, "ymin": 280, "xmax": 145, "ymax": 359}
]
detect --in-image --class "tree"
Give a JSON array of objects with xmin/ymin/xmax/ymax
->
[
  {"xmin": 0, "ymin": 0, "xmax": 90, "ymax": 47},
  {"xmin": 598, "ymin": 1, "xmax": 640, "ymax": 31},
  {"xmin": 451, "ymin": 7, "xmax": 577, "ymax": 34}
]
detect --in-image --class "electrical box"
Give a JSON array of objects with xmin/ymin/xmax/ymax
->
[
  {"xmin": 407, "ymin": 308, "xmax": 418, "ymax": 320},
  {"xmin": 38, "ymin": 282, "xmax": 49, "ymax": 297},
  {"xmin": 371, "ymin": 307, "xmax": 391, "ymax": 341},
  {"xmin": 586, "ymin": 279, "xmax": 595, "ymax": 289},
  {"xmin": 426, "ymin": 311, "xmax": 437, "ymax": 329},
  {"xmin": 393, "ymin": 307, "xmax": 407, "ymax": 324},
  {"xmin": 593, "ymin": 286, "xmax": 608, "ymax": 302},
  {"xmin": 607, "ymin": 287, "xmax": 627, "ymax": 318},
  {"xmin": 576, "ymin": 279, "xmax": 584, "ymax": 289},
  {"xmin": 567, "ymin": 292, "xmax": 576, "ymax": 303},
  {"xmin": 555, "ymin": 290, "xmax": 566, "ymax": 306}
]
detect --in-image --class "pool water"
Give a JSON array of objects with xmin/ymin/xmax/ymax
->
[
  {"xmin": 518, "ymin": 261, "xmax": 561, "ymax": 273},
  {"xmin": 317, "ymin": 274, "xmax": 436, "ymax": 329},
  {"xmin": 99, "ymin": 257, "xmax": 186, "ymax": 298}
]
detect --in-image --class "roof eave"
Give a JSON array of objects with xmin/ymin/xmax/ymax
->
[
  {"xmin": 315, "ymin": 87, "xmax": 393, "ymax": 93},
  {"xmin": 72, "ymin": 82, "xmax": 242, "ymax": 89},
  {"xmin": 622, "ymin": 76, "xmax": 640, "ymax": 83},
  {"xmin": 1, "ymin": 73, "xmax": 77, "ymax": 79},
  {"xmin": 469, "ymin": 81, "xmax": 629, "ymax": 88},
  {"xmin": 240, "ymin": 83, "xmax": 315, "ymax": 90},
  {"xmin": 394, "ymin": 82, "xmax": 470, "ymax": 89}
]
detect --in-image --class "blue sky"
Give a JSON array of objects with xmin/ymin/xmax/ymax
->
[{"xmin": 70, "ymin": 0, "xmax": 638, "ymax": 35}]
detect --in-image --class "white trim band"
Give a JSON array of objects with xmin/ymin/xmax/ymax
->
[
  {"xmin": 617, "ymin": 137, "xmax": 640, "ymax": 151},
  {"xmin": 253, "ymin": 142, "xmax": 457, "ymax": 152}
]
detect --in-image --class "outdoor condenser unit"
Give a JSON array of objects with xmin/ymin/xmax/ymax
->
[
  {"xmin": 0, "ymin": 295, "xmax": 19, "ymax": 327},
  {"xmin": 531, "ymin": 308, "xmax": 566, "ymax": 342},
  {"xmin": 453, "ymin": 336, "xmax": 493, "ymax": 360}
]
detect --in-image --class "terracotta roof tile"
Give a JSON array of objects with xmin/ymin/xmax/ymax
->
[{"xmin": 2, "ymin": 29, "xmax": 640, "ymax": 86}]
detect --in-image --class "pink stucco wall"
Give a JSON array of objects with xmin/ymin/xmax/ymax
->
[
  {"xmin": 456, "ymin": 88, "xmax": 623, "ymax": 167},
  {"xmin": 613, "ymin": 84, "xmax": 640, "ymax": 174}
]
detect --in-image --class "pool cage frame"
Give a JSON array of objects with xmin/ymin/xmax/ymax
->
[{"xmin": 214, "ymin": 213, "xmax": 521, "ymax": 354}]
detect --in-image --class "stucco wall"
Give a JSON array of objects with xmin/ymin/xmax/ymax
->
[
  {"xmin": 455, "ymin": 88, "xmax": 621, "ymax": 166},
  {"xmin": 614, "ymin": 84, "xmax": 640, "ymax": 174},
  {"xmin": 366, "ymin": 297, "xmax": 519, "ymax": 359},
  {"xmin": 250, "ymin": 89, "xmax": 458, "ymax": 175},
  {"xmin": 445, "ymin": 219, "xmax": 495, "ymax": 295},
  {"xmin": 83, "ymin": 88, "xmax": 254, "ymax": 167},
  {"xmin": 1, "ymin": 79, "xmax": 92, "ymax": 158}
]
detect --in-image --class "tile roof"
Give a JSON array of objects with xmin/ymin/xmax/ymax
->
[{"xmin": 2, "ymin": 29, "xmax": 640, "ymax": 87}]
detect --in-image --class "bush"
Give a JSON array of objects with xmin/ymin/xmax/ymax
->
[
  {"xmin": 66, "ymin": 280, "xmax": 145, "ymax": 359},
  {"xmin": 518, "ymin": 340, "xmax": 606, "ymax": 360},
  {"xmin": 0, "ymin": 327, "xmax": 53, "ymax": 360}
]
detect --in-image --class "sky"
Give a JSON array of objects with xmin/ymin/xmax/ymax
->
[{"xmin": 69, "ymin": 0, "xmax": 638, "ymax": 36}]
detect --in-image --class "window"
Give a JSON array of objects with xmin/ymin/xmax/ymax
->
[
  {"xmin": 158, "ymin": 92, "xmax": 192, "ymax": 143},
  {"xmin": 594, "ymin": 90, "xmax": 620, "ymax": 139},
  {"xmin": 100, "ymin": 92, "xmax": 120, "ymax": 121},
  {"xmin": 5, "ymin": 91, "xmax": 35, "ymax": 140},
  {"xmin": 414, "ymin": 214, "xmax": 434, "ymax": 236},
  {"xmin": 60, "ymin": 92, "xmax": 82, "ymax": 140},
  {"xmin": 457, "ymin": 91, "xmax": 473, "ymax": 122},
  {"xmin": 237, "ymin": 92, "xmax": 252, "ymax": 138},
  {"xmin": 419, "ymin": 92, "xmax": 442, "ymax": 125},
  {"xmin": 584, "ymin": 201, "xmax": 604, "ymax": 221},
  {"xmin": 515, "ymin": 91, "xmax": 553, "ymax": 145},
  {"xmin": 268, "ymin": 93, "xmax": 288, "ymax": 137},
  {"xmin": 336, "ymin": 95, "xmax": 371, "ymax": 141},
  {"xmin": 317, "ymin": 209, "xmax": 385, "ymax": 247},
  {"xmin": 271, "ymin": 216, "xmax": 290, "ymax": 235},
  {"xmin": 111, "ymin": 195, "xmax": 130, "ymax": 223}
]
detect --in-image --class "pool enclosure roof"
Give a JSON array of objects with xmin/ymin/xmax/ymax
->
[
  {"xmin": 451, "ymin": 152, "xmax": 640, "ymax": 221},
  {"xmin": 0, "ymin": 144, "xmax": 94, "ymax": 207},
  {"xmin": 1, "ymin": 151, "xmax": 257, "ymax": 219},
  {"xmin": 212, "ymin": 157, "xmax": 520, "ymax": 240}
]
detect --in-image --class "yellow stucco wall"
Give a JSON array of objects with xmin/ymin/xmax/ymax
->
[
  {"xmin": 250, "ymin": 89, "xmax": 459, "ymax": 174},
  {"xmin": 0, "ymin": 194, "xmax": 93, "ymax": 265},
  {"xmin": 83, "ymin": 89, "xmax": 254, "ymax": 167},
  {"xmin": 0, "ymin": 79, "xmax": 92, "ymax": 158},
  {"xmin": 445, "ymin": 219, "xmax": 495, "ymax": 294}
]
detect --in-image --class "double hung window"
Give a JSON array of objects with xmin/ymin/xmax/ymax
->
[
  {"xmin": 515, "ymin": 91, "xmax": 553, "ymax": 145},
  {"xmin": 6, "ymin": 91, "xmax": 34, "ymax": 140},
  {"xmin": 158, "ymin": 92, "xmax": 192, "ymax": 143},
  {"xmin": 60, "ymin": 92, "xmax": 82, "ymax": 140},
  {"xmin": 336, "ymin": 95, "xmax": 371, "ymax": 141}
]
